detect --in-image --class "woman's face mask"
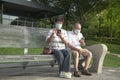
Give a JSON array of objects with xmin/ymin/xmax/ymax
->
[
  {"xmin": 74, "ymin": 30, "xmax": 81, "ymax": 35},
  {"xmin": 56, "ymin": 23, "xmax": 62, "ymax": 29}
]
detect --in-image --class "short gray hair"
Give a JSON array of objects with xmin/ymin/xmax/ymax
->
[{"xmin": 74, "ymin": 23, "xmax": 81, "ymax": 28}]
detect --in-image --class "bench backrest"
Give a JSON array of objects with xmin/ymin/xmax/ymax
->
[
  {"xmin": 0, "ymin": 24, "xmax": 50, "ymax": 54},
  {"xmin": 0, "ymin": 24, "xmax": 49, "ymax": 48}
]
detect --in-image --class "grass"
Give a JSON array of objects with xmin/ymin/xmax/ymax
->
[
  {"xmin": 0, "ymin": 48, "xmax": 24, "ymax": 55},
  {"xmin": 28, "ymin": 48, "xmax": 43, "ymax": 55},
  {"xmin": 105, "ymin": 43, "xmax": 120, "ymax": 54},
  {"xmin": 0, "ymin": 40, "xmax": 119, "ymax": 55},
  {"xmin": 0, "ymin": 48, "xmax": 43, "ymax": 55},
  {"xmin": 103, "ymin": 54, "xmax": 120, "ymax": 67}
]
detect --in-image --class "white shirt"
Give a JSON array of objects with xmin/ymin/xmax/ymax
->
[
  {"xmin": 46, "ymin": 29, "xmax": 68, "ymax": 50},
  {"xmin": 68, "ymin": 30, "xmax": 83, "ymax": 48}
]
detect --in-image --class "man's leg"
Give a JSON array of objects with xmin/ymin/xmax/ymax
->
[
  {"xmin": 53, "ymin": 49, "xmax": 64, "ymax": 73},
  {"xmin": 71, "ymin": 50, "xmax": 79, "ymax": 72},
  {"xmin": 81, "ymin": 49, "xmax": 92, "ymax": 75},
  {"xmin": 60, "ymin": 49, "xmax": 70, "ymax": 72},
  {"xmin": 71, "ymin": 50, "xmax": 81, "ymax": 77}
]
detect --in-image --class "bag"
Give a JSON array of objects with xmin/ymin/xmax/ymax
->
[{"xmin": 42, "ymin": 47, "xmax": 53, "ymax": 55}]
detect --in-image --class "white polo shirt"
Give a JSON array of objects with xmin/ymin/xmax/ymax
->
[
  {"xmin": 68, "ymin": 31, "xmax": 84, "ymax": 48},
  {"xmin": 46, "ymin": 29, "xmax": 68, "ymax": 50}
]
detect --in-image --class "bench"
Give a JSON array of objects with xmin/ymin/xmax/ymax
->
[{"xmin": 0, "ymin": 24, "xmax": 108, "ymax": 73}]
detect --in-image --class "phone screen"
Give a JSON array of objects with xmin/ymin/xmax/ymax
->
[{"xmin": 57, "ymin": 30, "xmax": 61, "ymax": 34}]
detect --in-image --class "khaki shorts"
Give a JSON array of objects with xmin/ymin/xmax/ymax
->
[{"xmin": 71, "ymin": 48, "xmax": 91, "ymax": 57}]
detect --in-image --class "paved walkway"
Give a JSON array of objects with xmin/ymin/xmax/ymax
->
[{"xmin": 0, "ymin": 65, "xmax": 119, "ymax": 80}]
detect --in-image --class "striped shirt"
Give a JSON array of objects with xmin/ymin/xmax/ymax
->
[{"xmin": 46, "ymin": 29, "xmax": 68, "ymax": 50}]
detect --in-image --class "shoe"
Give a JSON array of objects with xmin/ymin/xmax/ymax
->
[
  {"xmin": 81, "ymin": 69, "xmax": 92, "ymax": 76},
  {"xmin": 74, "ymin": 71, "xmax": 81, "ymax": 77},
  {"xmin": 59, "ymin": 71, "xmax": 64, "ymax": 78},
  {"xmin": 68, "ymin": 72, "xmax": 72, "ymax": 76},
  {"xmin": 59, "ymin": 71, "xmax": 72, "ymax": 79}
]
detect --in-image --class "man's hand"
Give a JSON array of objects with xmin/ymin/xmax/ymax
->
[
  {"xmin": 79, "ymin": 38, "xmax": 86, "ymax": 46},
  {"xmin": 47, "ymin": 28, "xmax": 57, "ymax": 43},
  {"xmin": 52, "ymin": 28, "xmax": 57, "ymax": 34},
  {"xmin": 56, "ymin": 30, "xmax": 61, "ymax": 36},
  {"xmin": 57, "ymin": 32, "xmax": 62, "ymax": 37}
]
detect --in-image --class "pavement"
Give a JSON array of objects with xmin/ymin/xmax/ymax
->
[{"xmin": 0, "ymin": 65, "xmax": 119, "ymax": 80}]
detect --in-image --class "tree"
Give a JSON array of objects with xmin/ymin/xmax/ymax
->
[{"xmin": 37, "ymin": 0, "xmax": 120, "ymax": 39}]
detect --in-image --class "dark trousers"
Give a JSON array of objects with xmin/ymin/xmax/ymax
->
[{"xmin": 53, "ymin": 49, "xmax": 70, "ymax": 72}]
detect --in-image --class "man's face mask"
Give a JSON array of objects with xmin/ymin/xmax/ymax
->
[
  {"xmin": 56, "ymin": 23, "xmax": 62, "ymax": 29},
  {"xmin": 74, "ymin": 30, "xmax": 81, "ymax": 35}
]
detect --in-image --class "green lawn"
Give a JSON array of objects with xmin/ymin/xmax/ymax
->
[
  {"xmin": 0, "ymin": 40, "xmax": 119, "ymax": 55},
  {"xmin": 106, "ymin": 43, "xmax": 120, "ymax": 54},
  {"xmin": 28, "ymin": 48, "xmax": 43, "ymax": 54},
  {"xmin": 104, "ymin": 54, "xmax": 120, "ymax": 67},
  {"xmin": 0, "ymin": 48, "xmax": 43, "ymax": 55},
  {"xmin": 0, "ymin": 48, "xmax": 24, "ymax": 55}
]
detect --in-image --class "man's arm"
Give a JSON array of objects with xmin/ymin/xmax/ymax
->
[
  {"xmin": 46, "ymin": 29, "xmax": 57, "ymax": 43},
  {"xmin": 67, "ymin": 43, "xmax": 81, "ymax": 53},
  {"xmin": 46, "ymin": 33, "xmax": 54, "ymax": 43},
  {"xmin": 57, "ymin": 34, "xmax": 81, "ymax": 53}
]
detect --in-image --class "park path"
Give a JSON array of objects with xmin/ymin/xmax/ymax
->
[{"xmin": 0, "ymin": 65, "xmax": 119, "ymax": 80}]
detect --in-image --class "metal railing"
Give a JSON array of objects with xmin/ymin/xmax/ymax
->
[{"xmin": 2, "ymin": 17, "xmax": 44, "ymax": 27}]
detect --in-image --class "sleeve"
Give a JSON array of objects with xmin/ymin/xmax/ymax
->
[
  {"xmin": 79, "ymin": 33, "xmax": 84, "ymax": 40},
  {"xmin": 67, "ymin": 31, "xmax": 72, "ymax": 44},
  {"xmin": 62, "ymin": 30, "xmax": 68, "ymax": 41},
  {"xmin": 45, "ymin": 29, "xmax": 53, "ymax": 42}
]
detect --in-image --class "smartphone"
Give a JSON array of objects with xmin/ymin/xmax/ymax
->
[{"xmin": 57, "ymin": 30, "xmax": 61, "ymax": 34}]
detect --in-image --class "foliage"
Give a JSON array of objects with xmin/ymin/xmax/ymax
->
[{"xmin": 37, "ymin": 0, "xmax": 120, "ymax": 40}]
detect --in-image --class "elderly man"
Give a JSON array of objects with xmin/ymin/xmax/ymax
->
[{"xmin": 68, "ymin": 23, "xmax": 92, "ymax": 77}]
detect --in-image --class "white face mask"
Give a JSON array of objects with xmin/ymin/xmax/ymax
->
[
  {"xmin": 74, "ymin": 30, "xmax": 80, "ymax": 35},
  {"xmin": 56, "ymin": 23, "xmax": 62, "ymax": 29}
]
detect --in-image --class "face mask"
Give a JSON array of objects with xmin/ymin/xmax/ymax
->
[
  {"xmin": 74, "ymin": 30, "xmax": 80, "ymax": 35},
  {"xmin": 56, "ymin": 23, "xmax": 62, "ymax": 29}
]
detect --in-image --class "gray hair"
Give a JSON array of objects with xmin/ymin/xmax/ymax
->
[{"xmin": 74, "ymin": 23, "xmax": 81, "ymax": 28}]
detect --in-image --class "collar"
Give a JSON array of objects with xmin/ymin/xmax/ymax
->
[{"xmin": 72, "ymin": 30, "xmax": 79, "ymax": 35}]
